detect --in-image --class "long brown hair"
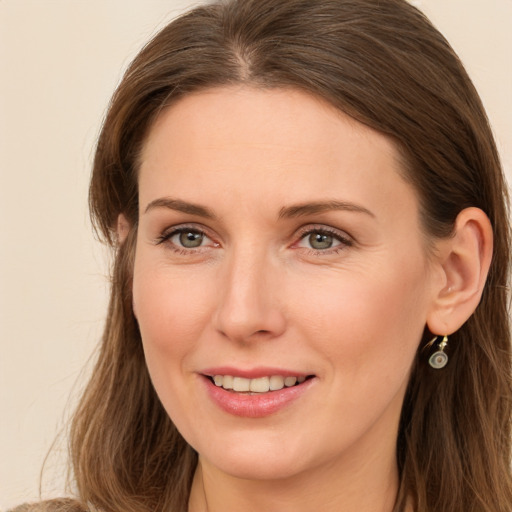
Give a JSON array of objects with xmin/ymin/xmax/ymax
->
[{"xmin": 37, "ymin": 1, "xmax": 512, "ymax": 511}]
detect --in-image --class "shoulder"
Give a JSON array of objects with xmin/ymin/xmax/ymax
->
[{"xmin": 6, "ymin": 499, "xmax": 88, "ymax": 512}]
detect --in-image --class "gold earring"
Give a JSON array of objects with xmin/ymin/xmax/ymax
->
[{"xmin": 427, "ymin": 335, "xmax": 449, "ymax": 369}]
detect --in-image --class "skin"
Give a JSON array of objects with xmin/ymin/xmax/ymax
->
[{"xmin": 129, "ymin": 86, "xmax": 487, "ymax": 512}]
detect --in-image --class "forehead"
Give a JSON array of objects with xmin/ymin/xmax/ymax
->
[
  {"xmin": 138, "ymin": 86, "xmax": 416, "ymax": 223},
  {"xmin": 142, "ymin": 85, "xmax": 396, "ymax": 155}
]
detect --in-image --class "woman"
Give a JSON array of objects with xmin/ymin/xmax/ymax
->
[{"xmin": 15, "ymin": 0, "xmax": 511, "ymax": 511}]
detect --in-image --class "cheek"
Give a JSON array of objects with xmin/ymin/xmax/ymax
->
[
  {"xmin": 133, "ymin": 258, "xmax": 214, "ymax": 352},
  {"xmin": 132, "ymin": 265, "xmax": 208, "ymax": 419},
  {"xmin": 294, "ymin": 255, "xmax": 429, "ymax": 382},
  {"xmin": 131, "ymin": 255, "xmax": 217, "ymax": 418}
]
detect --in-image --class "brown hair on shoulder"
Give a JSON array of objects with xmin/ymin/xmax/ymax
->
[{"xmin": 8, "ymin": 499, "xmax": 88, "ymax": 512}]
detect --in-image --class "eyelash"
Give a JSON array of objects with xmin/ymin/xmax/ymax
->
[{"xmin": 155, "ymin": 224, "xmax": 353, "ymax": 255}]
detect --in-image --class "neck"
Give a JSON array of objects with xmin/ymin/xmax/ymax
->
[{"xmin": 188, "ymin": 446, "xmax": 401, "ymax": 512}]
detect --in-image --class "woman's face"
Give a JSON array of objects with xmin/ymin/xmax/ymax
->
[{"xmin": 133, "ymin": 86, "xmax": 439, "ymax": 481}]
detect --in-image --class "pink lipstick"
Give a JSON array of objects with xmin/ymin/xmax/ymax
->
[{"xmin": 200, "ymin": 368, "xmax": 315, "ymax": 418}]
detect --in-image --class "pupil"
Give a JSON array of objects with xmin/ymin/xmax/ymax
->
[
  {"xmin": 309, "ymin": 233, "xmax": 333, "ymax": 250},
  {"xmin": 180, "ymin": 231, "xmax": 203, "ymax": 248}
]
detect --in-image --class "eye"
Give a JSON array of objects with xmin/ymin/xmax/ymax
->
[
  {"xmin": 173, "ymin": 230, "xmax": 206, "ymax": 248},
  {"xmin": 305, "ymin": 232, "xmax": 338, "ymax": 250},
  {"xmin": 156, "ymin": 226, "xmax": 216, "ymax": 251},
  {"xmin": 295, "ymin": 227, "xmax": 352, "ymax": 252}
]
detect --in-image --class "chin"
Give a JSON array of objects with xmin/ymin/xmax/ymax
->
[
  {"xmin": 190, "ymin": 428, "xmax": 323, "ymax": 482},
  {"xmin": 207, "ymin": 452, "xmax": 308, "ymax": 481}
]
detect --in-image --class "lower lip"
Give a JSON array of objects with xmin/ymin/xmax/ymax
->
[{"xmin": 202, "ymin": 376, "xmax": 314, "ymax": 418}]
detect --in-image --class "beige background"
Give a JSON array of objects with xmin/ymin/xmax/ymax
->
[{"xmin": 1, "ymin": 0, "xmax": 511, "ymax": 508}]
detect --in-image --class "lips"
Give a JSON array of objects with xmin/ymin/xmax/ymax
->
[{"xmin": 200, "ymin": 368, "xmax": 315, "ymax": 417}]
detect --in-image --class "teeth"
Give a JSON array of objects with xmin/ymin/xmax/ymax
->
[
  {"xmin": 284, "ymin": 376, "xmax": 297, "ymax": 387},
  {"xmin": 250, "ymin": 377, "xmax": 270, "ymax": 392},
  {"xmin": 222, "ymin": 375, "xmax": 234, "ymax": 390},
  {"xmin": 212, "ymin": 374, "xmax": 308, "ymax": 393},
  {"xmin": 233, "ymin": 377, "xmax": 250, "ymax": 392},
  {"xmin": 269, "ymin": 375, "xmax": 284, "ymax": 390}
]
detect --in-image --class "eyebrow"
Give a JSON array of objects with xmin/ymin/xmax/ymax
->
[
  {"xmin": 144, "ymin": 197, "xmax": 216, "ymax": 219},
  {"xmin": 144, "ymin": 197, "xmax": 374, "ymax": 220},
  {"xmin": 278, "ymin": 200, "xmax": 375, "ymax": 219}
]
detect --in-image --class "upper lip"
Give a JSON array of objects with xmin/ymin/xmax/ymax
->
[{"xmin": 200, "ymin": 366, "xmax": 312, "ymax": 379}]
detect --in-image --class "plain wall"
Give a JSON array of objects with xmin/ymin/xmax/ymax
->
[{"xmin": 1, "ymin": 0, "xmax": 511, "ymax": 509}]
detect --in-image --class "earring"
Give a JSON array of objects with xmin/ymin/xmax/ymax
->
[{"xmin": 427, "ymin": 335, "xmax": 449, "ymax": 369}]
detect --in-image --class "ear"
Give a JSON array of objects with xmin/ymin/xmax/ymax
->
[
  {"xmin": 116, "ymin": 213, "xmax": 131, "ymax": 244},
  {"xmin": 426, "ymin": 207, "xmax": 493, "ymax": 335}
]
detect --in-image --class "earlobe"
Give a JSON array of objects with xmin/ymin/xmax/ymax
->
[
  {"xmin": 117, "ymin": 213, "xmax": 131, "ymax": 245},
  {"xmin": 427, "ymin": 207, "xmax": 493, "ymax": 335}
]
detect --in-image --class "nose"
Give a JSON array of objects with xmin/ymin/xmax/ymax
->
[{"xmin": 213, "ymin": 246, "xmax": 287, "ymax": 343}]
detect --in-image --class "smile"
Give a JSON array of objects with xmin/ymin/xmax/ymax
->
[
  {"xmin": 211, "ymin": 375, "xmax": 308, "ymax": 393},
  {"xmin": 202, "ymin": 372, "xmax": 316, "ymax": 418}
]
